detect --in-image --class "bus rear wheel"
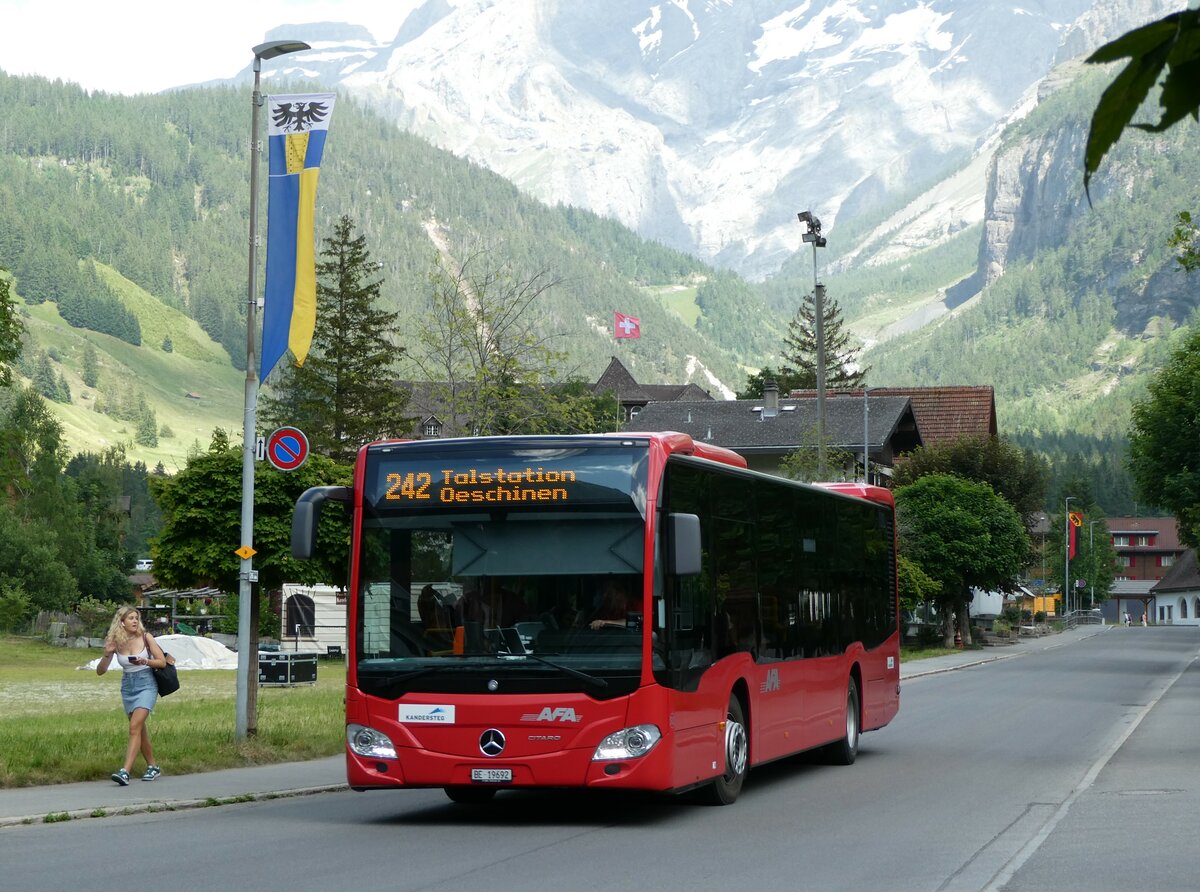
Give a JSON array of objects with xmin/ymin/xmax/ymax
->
[
  {"xmin": 825, "ymin": 677, "xmax": 860, "ymax": 765},
  {"xmin": 703, "ymin": 696, "xmax": 748, "ymax": 805},
  {"xmin": 444, "ymin": 785, "xmax": 498, "ymax": 804}
]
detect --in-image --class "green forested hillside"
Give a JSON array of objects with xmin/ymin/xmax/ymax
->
[
  {"xmin": 2, "ymin": 64, "xmax": 1197, "ymax": 514},
  {"xmin": 0, "ymin": 72, "xmax": 782, "ymax": 464}
]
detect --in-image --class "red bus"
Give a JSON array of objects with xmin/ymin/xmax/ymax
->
[{"xmin": 292, "ymin": 431, "xmax": 899, "ymax": 805}]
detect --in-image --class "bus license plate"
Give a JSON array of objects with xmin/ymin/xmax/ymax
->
[{"xmin": 471, "ymin": 768, "xmax": 512, "ymax": 783}]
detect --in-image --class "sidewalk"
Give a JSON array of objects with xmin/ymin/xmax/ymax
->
[
  {"xmin": 901, "ymin": 623, "xmax": 1107, "ymax": 680},
  {"xmin": 0, "ymin": 755, "xmax": 347, "ymax": 828},
  {"xmin": 0, "ymin": 625, "xmax": 1108, "ymax": 828}
]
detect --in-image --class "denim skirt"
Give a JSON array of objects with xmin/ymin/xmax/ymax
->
[{"xmin": 120, "ymin": 668, "xmax": 158, "ymax": 715}]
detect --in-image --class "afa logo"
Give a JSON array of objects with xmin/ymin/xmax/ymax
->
[
  {"xmin": 760, "ymin": 668, "xmax": 781, "ymax": 693},
  {"xmin": 521, "ymin": 707, "xmax": 583, "ymax": 723}
]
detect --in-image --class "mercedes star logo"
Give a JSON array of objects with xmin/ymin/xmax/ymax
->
[{"xmin": 479, "ymin": 728, "xmax": 506, "ymax": 757}]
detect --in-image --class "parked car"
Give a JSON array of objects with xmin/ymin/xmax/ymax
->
[{"xmin": 135, "ymin": 559, "xmax": 154, "ymax": 571}]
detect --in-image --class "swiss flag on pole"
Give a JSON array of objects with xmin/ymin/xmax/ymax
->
[{"xmin": 615, "ymin": 311, "xmax": 641, "ymax": 339}]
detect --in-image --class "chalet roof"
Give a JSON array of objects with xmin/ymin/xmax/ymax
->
[
  {"xmin": 1151, "ymin": 549, "xmax": 1200, "ymax": 594},
  {"xmin": 593, "ymin": 356, "xmax": 713, "ymax": 404},
  {"xmin": 622, "ymin": 395, "xmax": 922, "ymax": 455},
  {"xmin": 1106, "ymin": 516, "xmax": 1182, "ymax": 550},
  {"xmin": 789, "ymin": 386, "xmax": 996, "ymax": 446},
  {"xmin": 594, "ymin": 356, "xmax": 650, "ymax": 403},
  {"xmin": 872, "ymin": 386, "xmax": 996, "ymax": 444}
]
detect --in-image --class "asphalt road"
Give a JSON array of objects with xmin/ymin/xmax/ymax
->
[{"xmin": 5, "ymin": 627, "xmax": 1198, "ymax": 892}]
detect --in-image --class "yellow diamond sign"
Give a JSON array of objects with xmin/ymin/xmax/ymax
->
[{"xmin": 235, "ymin": 545, "xmax": 257, "ymax": 560}]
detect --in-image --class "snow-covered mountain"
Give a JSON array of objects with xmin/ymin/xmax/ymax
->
[{"xmin": 241, "ymin": 0, "xmax": 1183, "ymax": 279}]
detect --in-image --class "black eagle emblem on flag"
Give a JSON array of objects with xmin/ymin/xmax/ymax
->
[{"xmin": 272, "ymin": 101, "xmax": 330, "ymax": 133}]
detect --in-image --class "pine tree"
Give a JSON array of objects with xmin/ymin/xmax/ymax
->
[
  {"xmin": 135, "ymin": 407, "xmax": 158, "ymax": 447},
  {"xmin": 81, "ymin": 340, "xmax": 98, "ymax": 388},
  {"xmin": 260, "ymin": 215, "xmax": 408, "ymax": 463},
  {"xmin": 33, "ymin": 351, "xmax": 58, "ymax": 400},
  {"xmin": 781, "ymin": 287, "xmax": 869, "ymax": 391}
]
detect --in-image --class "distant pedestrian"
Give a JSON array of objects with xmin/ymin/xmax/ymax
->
[
  {"xmin": 1124, "ymin": 612, "xmax": 1130, "ymax": 627},
  {"xmin": 96, "ymin": 606, "xmax": 172, "ymax": 785},
  {"xmin": 1141, "ymin": 612, "xmax": 1148, "ymax": 627}
]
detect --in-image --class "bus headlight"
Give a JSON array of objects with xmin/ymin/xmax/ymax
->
[
  {"xmin": 592, "ymin": 724, "xmax": 662, "ymax": 760},
  {"xmin": 347, "ymin": 723, "xmax": 397, "ymax": 759}
]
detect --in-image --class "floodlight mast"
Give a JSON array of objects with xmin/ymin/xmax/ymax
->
[{"xmin": 798, "ymin": 210, "xmax": 827, "ymax": 477}]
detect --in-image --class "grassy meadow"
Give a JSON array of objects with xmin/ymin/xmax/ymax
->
[
  {"xmin": 0, "ymin": 636, "xmax": 344, "ymax": 788},
  {"xmin": 17, "ymin": 265, "xmax": 243, "ymax": 470}
]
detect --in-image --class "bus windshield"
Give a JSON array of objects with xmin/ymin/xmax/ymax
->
[{"xmin": 354, "ymin": 440, "xmax": 651, "ymax": 699}]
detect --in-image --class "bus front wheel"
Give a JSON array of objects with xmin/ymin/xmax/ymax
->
[
  {"xmin": 825, "ymin": 678, "xmax": 860, "ymax": 765},
  {"xmin": 444, "ymin": 785, "xmax": 498, "ymax": 804},
  {"xmin": 703, "ymin": 696, "xmax": 748, "ymax": 805}
]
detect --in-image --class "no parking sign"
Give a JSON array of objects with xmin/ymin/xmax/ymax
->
[{"xmin": 266, "ymin": 427, "xmax": 309, "ymax": 471}]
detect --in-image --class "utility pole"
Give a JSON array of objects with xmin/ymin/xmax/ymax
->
[{"xmin": 1064, "ymin": 496, "xmax": 1076, "ymax": 622}]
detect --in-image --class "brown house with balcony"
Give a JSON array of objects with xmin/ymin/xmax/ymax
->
[{"xmin": 1106, "ymin": 516, "xmax": 1186, "ymax": 624}]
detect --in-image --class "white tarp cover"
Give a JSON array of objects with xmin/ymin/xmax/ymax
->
[{"xmin": 80, "ymin": 634, "xmax": 238, "ymax": 671}]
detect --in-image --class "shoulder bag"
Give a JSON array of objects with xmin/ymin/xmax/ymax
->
[{"xmin": 145, "ymin": 633, "xmax": 180, "ymax": 696}]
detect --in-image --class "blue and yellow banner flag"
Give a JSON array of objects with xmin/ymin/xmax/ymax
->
[{"xmin": 260, "ymin": 92, "xmax": 336, "ymax": 383}]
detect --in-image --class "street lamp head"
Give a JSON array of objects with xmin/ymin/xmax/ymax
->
[
  {"xmin": 797, "ymin": 210, "xmax": 826, "ymax": 247},
  {"xmin": 253, "ymin": 40, "xmax": 312, "ymax": 61}
]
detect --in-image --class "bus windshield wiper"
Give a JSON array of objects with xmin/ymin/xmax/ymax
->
[{"xmin": 497, "ymin": 651, "xmax": 608, "ymax": 692}]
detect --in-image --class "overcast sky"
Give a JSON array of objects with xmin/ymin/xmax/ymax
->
[{"xmin": 0, "ymin": 0, "xmax": 413, "ymax": 94}]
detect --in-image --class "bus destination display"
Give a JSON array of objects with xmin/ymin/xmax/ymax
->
[
  {"xmin": 386, "ymin": 465, "xmax": 579, "ymax": 505},
  {"xmin": 366, "ymin": 445, "xmax": 649, "ymax": 513}
]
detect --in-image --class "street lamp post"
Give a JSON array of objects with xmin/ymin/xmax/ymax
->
[
  {"xmin": 1063, "ymin": 496, "xmax": 1076, "ymax": 622},
  {"xmin": 237, "ymin": 39, "xmax": 310, "ymax": 739},
  {"xmin": 862, "ymin": 387, "xmax": 872, "ymax": 484},
  {"xmin": 1088, "ymin": 519, "xmax": 1099, "ymax": 611},
  {"xmin": 797, "ymin": 211, "xmax": 827, "ymax": 477}
]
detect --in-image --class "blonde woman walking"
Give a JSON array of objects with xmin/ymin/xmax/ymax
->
[{"xmin": 96, "ymin": 606, "xmax": 169, "ymax": 785}]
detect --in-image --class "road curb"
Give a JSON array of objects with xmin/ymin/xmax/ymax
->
[{"xmin": 0, "ymin": 783, "xmax": 348, "ymax": 830}]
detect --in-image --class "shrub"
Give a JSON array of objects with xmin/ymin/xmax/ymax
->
[
  {"xmin": 75, "ymin": 595, "xmax": 120, "ymax": 638},
  {"xmin": 0, "ymin": 584, "xmax": 33, "ymax": 632}
]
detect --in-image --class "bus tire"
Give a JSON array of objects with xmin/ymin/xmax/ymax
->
[
  {"xmin": 825, "ymin": 677, "xmax": 860, "ymax": 765},
  {"xmin": 703, "ymin": 695, "xmax": 748, "ymax": 805},
  {"xmin": 444, "ymin": 785, "xmax": 498, "ymax": 804}
]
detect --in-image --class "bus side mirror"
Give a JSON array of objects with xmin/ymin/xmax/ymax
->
[
  {"xmin": 667, "ymin": 512, "xmax": 701, "ymax": 576},
  {"xmin": 292, "ymin": 486, "xmax": 352, "ymax": 559}
]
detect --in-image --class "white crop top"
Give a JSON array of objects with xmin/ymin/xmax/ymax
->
[{"xmin": 116, "ymin": 645, "xmax": 151, "ymax": 672}]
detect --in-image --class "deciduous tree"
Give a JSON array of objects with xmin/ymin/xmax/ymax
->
[
  {"xmin": 1128, "ymin": 325, "xmax": 1200, "ymax": 548},
  {"xmin": 1084, "ymin": 8, "xmax": 1200, "ymax": 195},
  {"xmin": 0, "ymin": 272, "xmax": 21, "ymax": 387},
  {"xmin": 150, "ymin": 431, "xmax": 352, "ymax": 594},
  {"xmin": 895, "ymin": 473, "xmax": 1030, "ymax": 647},
  {"xmin": 412, "ymin": 250, "xmax": 606, "ymax": 436},
  {"xmin": 892, "ymin": 435, "xmax": 1048, "ymax": 527}
]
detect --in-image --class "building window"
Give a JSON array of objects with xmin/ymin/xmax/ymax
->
[
  {"xmin": 1119, "ymin": 555, "xmax": 1133, "ymax": 567},
  {"xmin": 424, "ymin": 421, "xmax": 441, "ymax": 438},
  {"xmin": 1113, "ymin": 535, "xmax": 1129, "ymax": 546},
  {"xmin": 1135, "ymin": 535, "xmax": 1150, "ymax": 547},
  {"xmin": 1181, "ymin": 599, "xmax": 1189, "ymax": 620},
  {"xmin": 1159, "ymin": 554, "xmax": 1175, "ymax": 568}
]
